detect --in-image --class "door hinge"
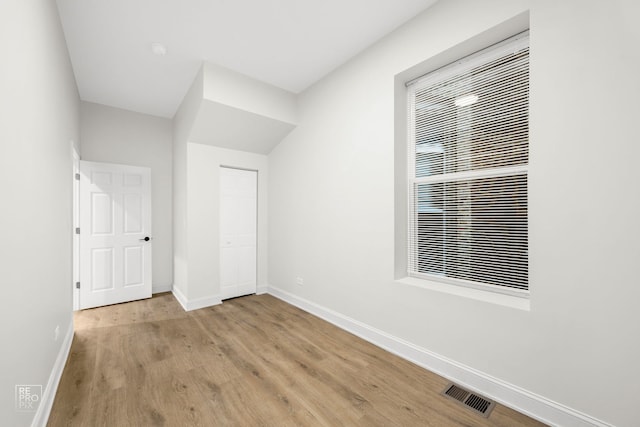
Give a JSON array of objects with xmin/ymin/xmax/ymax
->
[
  {"xmin": 75, "ymin": 173, "xmax": 80, "ymax": 180},
  {"xmin": 75, "ymin": 227, "xmax": 80, "ymax": 234},
  {"xmin": 75, "ymin": 282, "xmax": 80, "ymax": 289}
]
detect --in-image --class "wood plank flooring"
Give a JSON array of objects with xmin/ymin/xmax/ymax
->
[{"xmin": 48, "ymin": 293, "xmax": 545, "ymax": 426}]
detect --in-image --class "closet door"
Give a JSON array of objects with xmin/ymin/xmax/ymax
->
[{"xmin": 220, "ymin": 167, "xmax": 257, "ymax": 300}]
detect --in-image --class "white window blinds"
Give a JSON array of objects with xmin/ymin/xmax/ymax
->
[{"xmin": 407, "ymin": 32, "xmax": 529, "ymax": 294}]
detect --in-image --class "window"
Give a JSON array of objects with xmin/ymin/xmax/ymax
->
[{"xmin": 407, "ymin": 32, "xmax": 529, "ymax": 295}]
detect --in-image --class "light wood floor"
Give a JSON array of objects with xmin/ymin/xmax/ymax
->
[{"xmin": 48, "ymin": 293, "xmax": 545, "ymax": 426}]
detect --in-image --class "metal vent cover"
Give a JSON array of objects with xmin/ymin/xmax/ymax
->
[{"xmin": 441, "ymin": 383, "xmax": 496, "ymax": 418}]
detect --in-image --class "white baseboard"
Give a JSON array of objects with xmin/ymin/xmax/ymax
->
[
  {"xmin": 266, "ymin": 285, "xmax": 611, "ymax": 427},
  {"xmin": 152, "ymin": 283, "xmax": 173, "ymax": 294},
  {"xmin": 256, "ymin": 284, "xmax": 269, "ymax": 295},
  {"xmin": 172, "ymin": 286, "xmax": 222, "ymax": 311},
  {"xmin": 32, "ymin": 320, "xmax": 74, "ymax": 427},
  {"xmin": 172, "ymin": 285, "xmax": 189, "ymax": 310}
]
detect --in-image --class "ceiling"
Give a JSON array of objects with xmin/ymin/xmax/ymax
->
[{"xmin": 56, "ymin": 0, "xmax": 438, "ymax": 118}]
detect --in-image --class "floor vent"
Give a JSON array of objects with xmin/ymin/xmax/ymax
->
[{"xmin": 441, "ymin": 383, "xmax": 496, "ymax": 418}]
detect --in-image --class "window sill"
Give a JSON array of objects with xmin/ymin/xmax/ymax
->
[{"xmin": 395, "ymin": 276, "xmax": 530, "ymax": 311}]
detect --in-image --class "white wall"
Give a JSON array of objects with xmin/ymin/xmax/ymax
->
[
  {"xmin": 187, "ymin": 143, "xmax": 268, "ymax": 302},
  {"xmin": 203, "ymin": 62, "xmax": 297, "ymax": 124},
  {"xmin": 173, "ymin": 65, "xmax": 274, "ymax": 308},
  {"xmin": 191, "ymin": 63, "xmax": 298, "ymax": 155},
  {"xmin": 0, "ymin": 0, "xmax": 79, "ymax": 425},
  {"xmin": 80, "ymin": 101, "xmax": 173, "ymax": 292},
  {"xmin": 268, "ymin": 0, "xmax": 640, "ymax": 426},
  {"xmin": 172, "ymin": 67, "xmax": 204, "ymax": 299}
]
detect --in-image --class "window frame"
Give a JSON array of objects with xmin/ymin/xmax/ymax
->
[{"xmin": 406, "ymin": 31, "xmax": 530, "ymax": 298}]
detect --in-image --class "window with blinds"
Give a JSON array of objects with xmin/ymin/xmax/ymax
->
[{"xmin": 407, "ymin": 32, "xmax": 529, "ymax": 294}]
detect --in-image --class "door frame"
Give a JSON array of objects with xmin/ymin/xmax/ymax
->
[{"xmin": 72, "ymin": 145, "xmax": 80, "ymax": 311}]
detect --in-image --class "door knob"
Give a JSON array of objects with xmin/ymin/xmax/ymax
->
[{"xmin": 139, "ymin": 236, "xmax": 152, "ymax": 242}]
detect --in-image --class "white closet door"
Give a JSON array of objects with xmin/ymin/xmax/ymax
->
[{"xmin": 220, "ymin": 167, "xmax": 257, "ymax": 299}]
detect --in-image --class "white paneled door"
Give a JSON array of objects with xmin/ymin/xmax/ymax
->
[
  {"xmin": 79, "ymin": 161, "xmax": 152, "ymax": 309},
  {"xmin": 220, "ymin": 167, "xmax": 257, "ymax": 300}
]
